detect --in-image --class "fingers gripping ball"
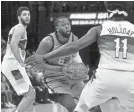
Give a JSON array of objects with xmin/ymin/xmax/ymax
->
[{"xmin": 62, "ymin": 63, "xmax": 89, "ymax": 82}]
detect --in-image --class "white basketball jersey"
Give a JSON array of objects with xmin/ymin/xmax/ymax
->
[
  {"xmin": 98, "ymin": 20, "xmax": 134, "ymax": 71},
  {"xmin": 3, "ymin": 24, "xmax": 27, "ymax": 62}
]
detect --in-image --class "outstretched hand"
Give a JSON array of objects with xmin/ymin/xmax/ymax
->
[{"xmin": 25, "ymin": 54, "xmax": 44, "ymax": 67}]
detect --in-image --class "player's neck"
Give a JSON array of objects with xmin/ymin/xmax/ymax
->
[
  {"xmin": 19, "ymin": 22, "xmax": 27, "ymax": 29},
  {"xmin": 56, "ymin": 32, "xmax": 69, "ymax": 44},
  {"xmin": 111, "ymin": 17, "xmax": 126, "ymax": 21}
]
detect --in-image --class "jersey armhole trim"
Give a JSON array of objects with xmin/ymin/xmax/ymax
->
[
  {"xmin": 47, "ymin": 35, "xmax": 54, "ymax": 52},
  {"xmin": 72, "ymin": 34, "xmax": 77, "ymax": 42}
]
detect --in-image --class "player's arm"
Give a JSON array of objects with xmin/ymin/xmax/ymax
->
[
  {"xmin": 10, "ymin": 25, "xmax": 25, "ymax": 64},
  {"xmin": 72, "ymin": 35, "xmax": 83, "ymax": 63},
  {"xmin": 35, "ymin": 37, "xmax": 62, "ymax": 72},
  {"xmin": 43, "ymin": 26, "xmax": 100, "ymax": 60}
]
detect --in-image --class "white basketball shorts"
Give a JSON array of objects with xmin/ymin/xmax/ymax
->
[
  {"xmin": 1, "ymin": 59, "xmax": 32, "ymax": 95},
  {"xmin": 74, "ymin": 68, "xmax": 134, "ymax": 112}
]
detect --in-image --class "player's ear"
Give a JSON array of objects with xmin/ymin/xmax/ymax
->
[
  {"xmin": 18, "ymin": 16, "xmax": 21, "ymax": 22},
  {"xmin": 56, "ymin": 27, "xmax": 59, "ymax": 32}
]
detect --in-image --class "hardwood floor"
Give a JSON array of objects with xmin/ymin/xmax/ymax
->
[{"xmin": 1, "ymin": 104, "xmax": 67, "ymax": 112}]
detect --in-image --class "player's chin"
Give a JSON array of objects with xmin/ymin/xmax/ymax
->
[
  {"xmin": 66, "ymin": 32, "xmax": 71, "ymax": 36},
  {"xmin": 25, "ymin": 21, "xmax": 30, "ymax": 25},
  {"xmin": 66, "ymin": 31, "xmax": 71, "ymax": 34}
]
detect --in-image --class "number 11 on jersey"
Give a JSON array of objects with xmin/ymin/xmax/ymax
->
[{"xmin": 114, "ymin": 38, "xmax": 128, "ymax": 59}]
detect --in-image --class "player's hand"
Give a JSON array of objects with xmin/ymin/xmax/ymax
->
[
  {"xmin": 31, "ymin": 63, "xmax": 46, "ymax": 72},
  {"xmin": 61, "ymin": 64, "xmax": 74, "ymax": 79},
  {"xmin": 62, "ymin": 65, "xmax": 68, "ymax": 76},
  {"xmin": 20, "ymin": 63, "xmax": 26, "ymax": 67},
  {"xmin": 25, "ymin": 54, "xmax": 44, "ymax": 66}
]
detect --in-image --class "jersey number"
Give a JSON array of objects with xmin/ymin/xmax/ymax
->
[
  {"xmin": 58, "ymin": 56, "xmax": 72, "ymax": 65},
  {"xmin": 114, "ymin": 38, "xmax": 128, "ymax": 59},
  {"xmin": 58, "ymin": 57, "xmax": 65, "ymax": 65}
]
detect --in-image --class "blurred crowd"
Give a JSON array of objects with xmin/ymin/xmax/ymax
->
[{"xmin": 1, "ymin": 37, "xmax": 95, "ymax": 108}]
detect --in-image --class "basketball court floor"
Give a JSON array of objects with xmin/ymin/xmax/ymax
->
[{"xmin": 1, "ymin": 103, "xmax": 68, "ymax": 112}]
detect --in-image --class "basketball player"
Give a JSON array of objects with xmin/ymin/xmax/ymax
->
[
  {"xmin": 31, "ymin": 16, "xmax": 86, "ymax": 112},
  {"xmin": 25, "ymin": 1, "xmax": 134, "ymax": 112},
  {"xmin": 1, "ymin": 7, "xmax": 35, "ymax": 112}
]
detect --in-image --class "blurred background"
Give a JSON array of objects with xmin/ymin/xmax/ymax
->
[
  {"xmin": 1, "ymin": 1, "xmax": 134, "ymax": 69},
  {"xmin": 1, "ymin": 1, "xmax": 134, "ymax": 111}
]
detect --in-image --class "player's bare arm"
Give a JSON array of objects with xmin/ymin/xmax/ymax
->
[
  {"xmin": 10, "ymin": 25, "xmax": 25, "ymax": 64},
  {"xmin": 43, "ymin": 26, "xmax": 100, "ymax": 60},
  {"xmin": 33, "ymin": 36, "xmax": 62, "ymax": 72},
  {"xmin": 25, "ymin": 26, "xmax": 100, "ymax": 65}
]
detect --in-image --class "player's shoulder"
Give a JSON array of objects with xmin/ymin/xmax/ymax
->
[
  {"xmin": 41, "ymin": 34, "xmax": 53, "ymax": 46},
  {"xmin": 102, "ymin": 20, "xmax": 134, "ymax": 26},
  {"xmin": 123, "ymin": 21, "xmax": 134, "ymax": 29},
  {"xmin": 14, "ymin": 24, "xmax": 26, "ymax": 32},
  {"xmin": 15, "ymin": 24, "xmax": 25, "ymax": 29}
]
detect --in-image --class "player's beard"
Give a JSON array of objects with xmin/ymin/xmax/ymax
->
[
  {"xmin": 20, "ymin": 18, "xmax": 30, "ymax": 26},
  {"xmin": 59, "ymin": 30, "xmax": 71, "ymax": 38}
]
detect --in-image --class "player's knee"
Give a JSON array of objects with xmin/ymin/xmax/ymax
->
[
  {"xmin": 89, "ymin": 106, "xmax": 101, "ymax": 112},
  {"xmin": 55, "ymin": 94, "xmax": 76, "ymax": 112},
  {"xmin": 65, "ymin": 103, "xmax": 76, "ymax": 112},
  {"xmin": 62, "ymin": 95, "xmax": 76, "ymax": 112}
]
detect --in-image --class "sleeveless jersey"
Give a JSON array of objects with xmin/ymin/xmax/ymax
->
[
  {"xmin": 46, "ymin": 32, "xmax": 78, "ymax": 66},
  {"xmin": 3, "ymin": 24, "xmax": 27, "ymax": 61},
  {"xmin": 98, "ymin": 20, "xmax": 134, "ymax": 71}
]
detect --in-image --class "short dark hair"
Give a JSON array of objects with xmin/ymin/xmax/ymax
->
[
  {"xmin": 17, "ymin": 6, "xmax": 30, "ymax": 16},
  {"xmin": 54, "ymin": 16, "xmax": 70, "ymax": 27},
  {"xmin": 104, "ymin": 1, "xmax": 131, "ymax": 12}
]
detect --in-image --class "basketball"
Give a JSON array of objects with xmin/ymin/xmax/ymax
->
[{"xmin": 62, "ymin": 62, "xmax": 89, "ymax": 81}]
